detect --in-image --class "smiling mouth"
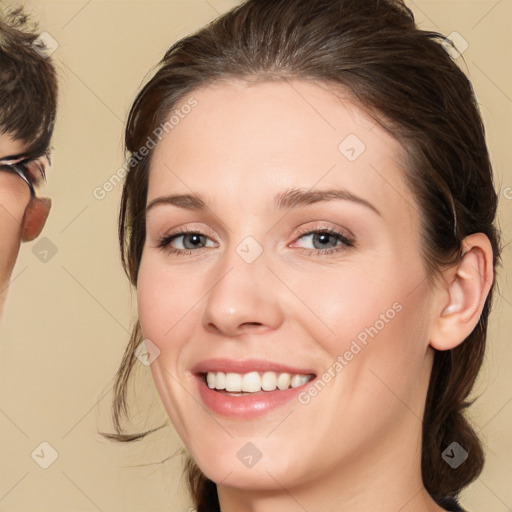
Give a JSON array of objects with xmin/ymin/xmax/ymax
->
[{"xmin": 203, "ymin": 371, "xmax": 315, "ymax": 394}]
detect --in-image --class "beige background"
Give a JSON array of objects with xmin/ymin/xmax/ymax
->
[{"xmin": 0, "ymin": 1, "xmax": 510, "ymax": 510}]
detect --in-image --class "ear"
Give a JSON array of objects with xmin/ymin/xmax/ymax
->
[
  {"xmin": 21, "ymin": 197, "xmax": 52, "ymax": 242},
  {"xmin": 430, "ymin": 233, "xmax": 494, "ymax": 351}
]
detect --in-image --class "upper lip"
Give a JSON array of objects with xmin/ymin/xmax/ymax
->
[{"xmin": 191, "ymin": 358, "xmax": 316, "ymax": 376}]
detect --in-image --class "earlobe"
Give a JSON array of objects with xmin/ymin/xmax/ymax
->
[
  {"xmin": 21, "ymin": 197, "xmax": 52, "ymax": 242},
  {"xmin": 430, "ymin": 233, "xmax": 494, "ymax": 351}
]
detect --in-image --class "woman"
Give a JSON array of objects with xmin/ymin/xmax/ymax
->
[{"xmin": 109, "ymin": 1, "xmax": 500, "ymax": 510}]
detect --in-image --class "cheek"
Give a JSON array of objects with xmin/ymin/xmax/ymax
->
[
  {"xmin": 137, "ymin": 254, "xmax": 198, "ymax": 342},
  {"xmin": 288, "ymin": 255, "xmax": 431, "ymax": 395},
  {"xmin": 136, "ymin": 255, "xmax": 203, "ymax": 435},
  {"xmin": 281, "ymin": 259, "xmax": 416, "ymax": 352},
  {"xmin": 0, "ymin": 183, "xmax": 29, "ymax": 283}
]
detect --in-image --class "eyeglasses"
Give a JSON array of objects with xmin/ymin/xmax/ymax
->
[{"xmin": 0, "ymin": 153, "xmax": 50, "ymax": 198}]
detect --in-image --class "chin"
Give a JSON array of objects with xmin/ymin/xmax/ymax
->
[{"xmin": 185, "ymin": 435, "xmax": 309, "ymax": 491}]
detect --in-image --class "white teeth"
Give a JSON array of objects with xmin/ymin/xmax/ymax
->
[
  {"xmin": 277, "ymin": 372, "xmax": 291, "ymax": 390},
  {"xmin": 225, "ymin": 372, "xmax": 242, "ymax": 392},
  {"xmin": 291, "ymin": 374, "xmax": 309, "ymax": 388},
  {"xmin": 261, "ymin": 371, "xmax": 277, "ymax": 391},
  {"xmin": 216, "ymin": 371, "xmax": 226, "ymax": 390},
  {"xmin": 205, "ymin": 371, "xmax": 312, "ymax": 393},
  {"xmin": 242, "ymin": 372, "xmax": 261, "ymax": 392}
]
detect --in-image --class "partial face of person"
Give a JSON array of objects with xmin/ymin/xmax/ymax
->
[
  {"xmin": 138, "ymin": 80, "xmax": 437, "ymax": 490},
  {"xmin": 0, "ymin": 134, "xmax": 30, "ymax": 207},
  {"xmin": 0, "ymin": 133, "xmax": 51, "ymax": 298},
  {"xmin": 0, "ymin": 135, "xmax": 30, "ymax": 294}
]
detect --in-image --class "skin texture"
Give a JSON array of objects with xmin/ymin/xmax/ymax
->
[
  {"xmin": 0, "ymin": 134, "xmax": 51, "ymax": 315},
  {"xmin": 137, "ymin": 80, "xmax": 493, "ymax": 512}
]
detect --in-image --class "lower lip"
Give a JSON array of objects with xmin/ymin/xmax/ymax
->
[{"xmin": 196, "ymin": 375, "xmax": 315, "ymax": 418}]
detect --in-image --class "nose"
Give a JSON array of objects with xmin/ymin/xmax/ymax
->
[{"xmin": 200, "ymin": 250, "xmax": 285, "ymax": 337}]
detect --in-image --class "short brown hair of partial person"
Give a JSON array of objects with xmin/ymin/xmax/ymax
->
[{"xmin": 0, "ymin": 6, "xmax": 58, "ymax": 159}]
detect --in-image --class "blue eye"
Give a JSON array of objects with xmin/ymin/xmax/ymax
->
[
  {"xmin": 293, "ymin": 228, "xmax": 354, "ymax": 255},
  {"xmin": 157, "ymin": 227, "xmax": 354, "ymax": 256},
  {"xmin": 158, "ymin": 231, "xmax": 217, "ymax": 254}
]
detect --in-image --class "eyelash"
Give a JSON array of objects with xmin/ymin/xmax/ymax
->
[{"xmin": 157, "ymin": 226, "xmax": 355, "ymax": 257}]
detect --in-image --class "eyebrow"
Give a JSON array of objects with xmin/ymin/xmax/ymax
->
[{"xmin": 146, "ymin": 187, "xmax": 381, "ymax": 216}]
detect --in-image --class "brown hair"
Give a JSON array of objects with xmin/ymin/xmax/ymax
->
[
  {"xmin": 0, "ymin": 6, "xmax": 58, "ymax": 158},
  {"xmin": 110, "ymin": 0, "xmax": 501, "ymax": 510}
]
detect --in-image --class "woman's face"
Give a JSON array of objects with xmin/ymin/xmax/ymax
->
[{"xmin": 138, "ymin": 80, "xmax": 438, "ymax": 491}]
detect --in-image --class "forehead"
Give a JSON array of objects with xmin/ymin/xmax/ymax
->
[
  {"xmin": 0, "ymin": 133, "xmax": 28, "ymax": 159},
  {"xmin": 148, "ymin": 79, "xmax": 416, "ymax": 222}
]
